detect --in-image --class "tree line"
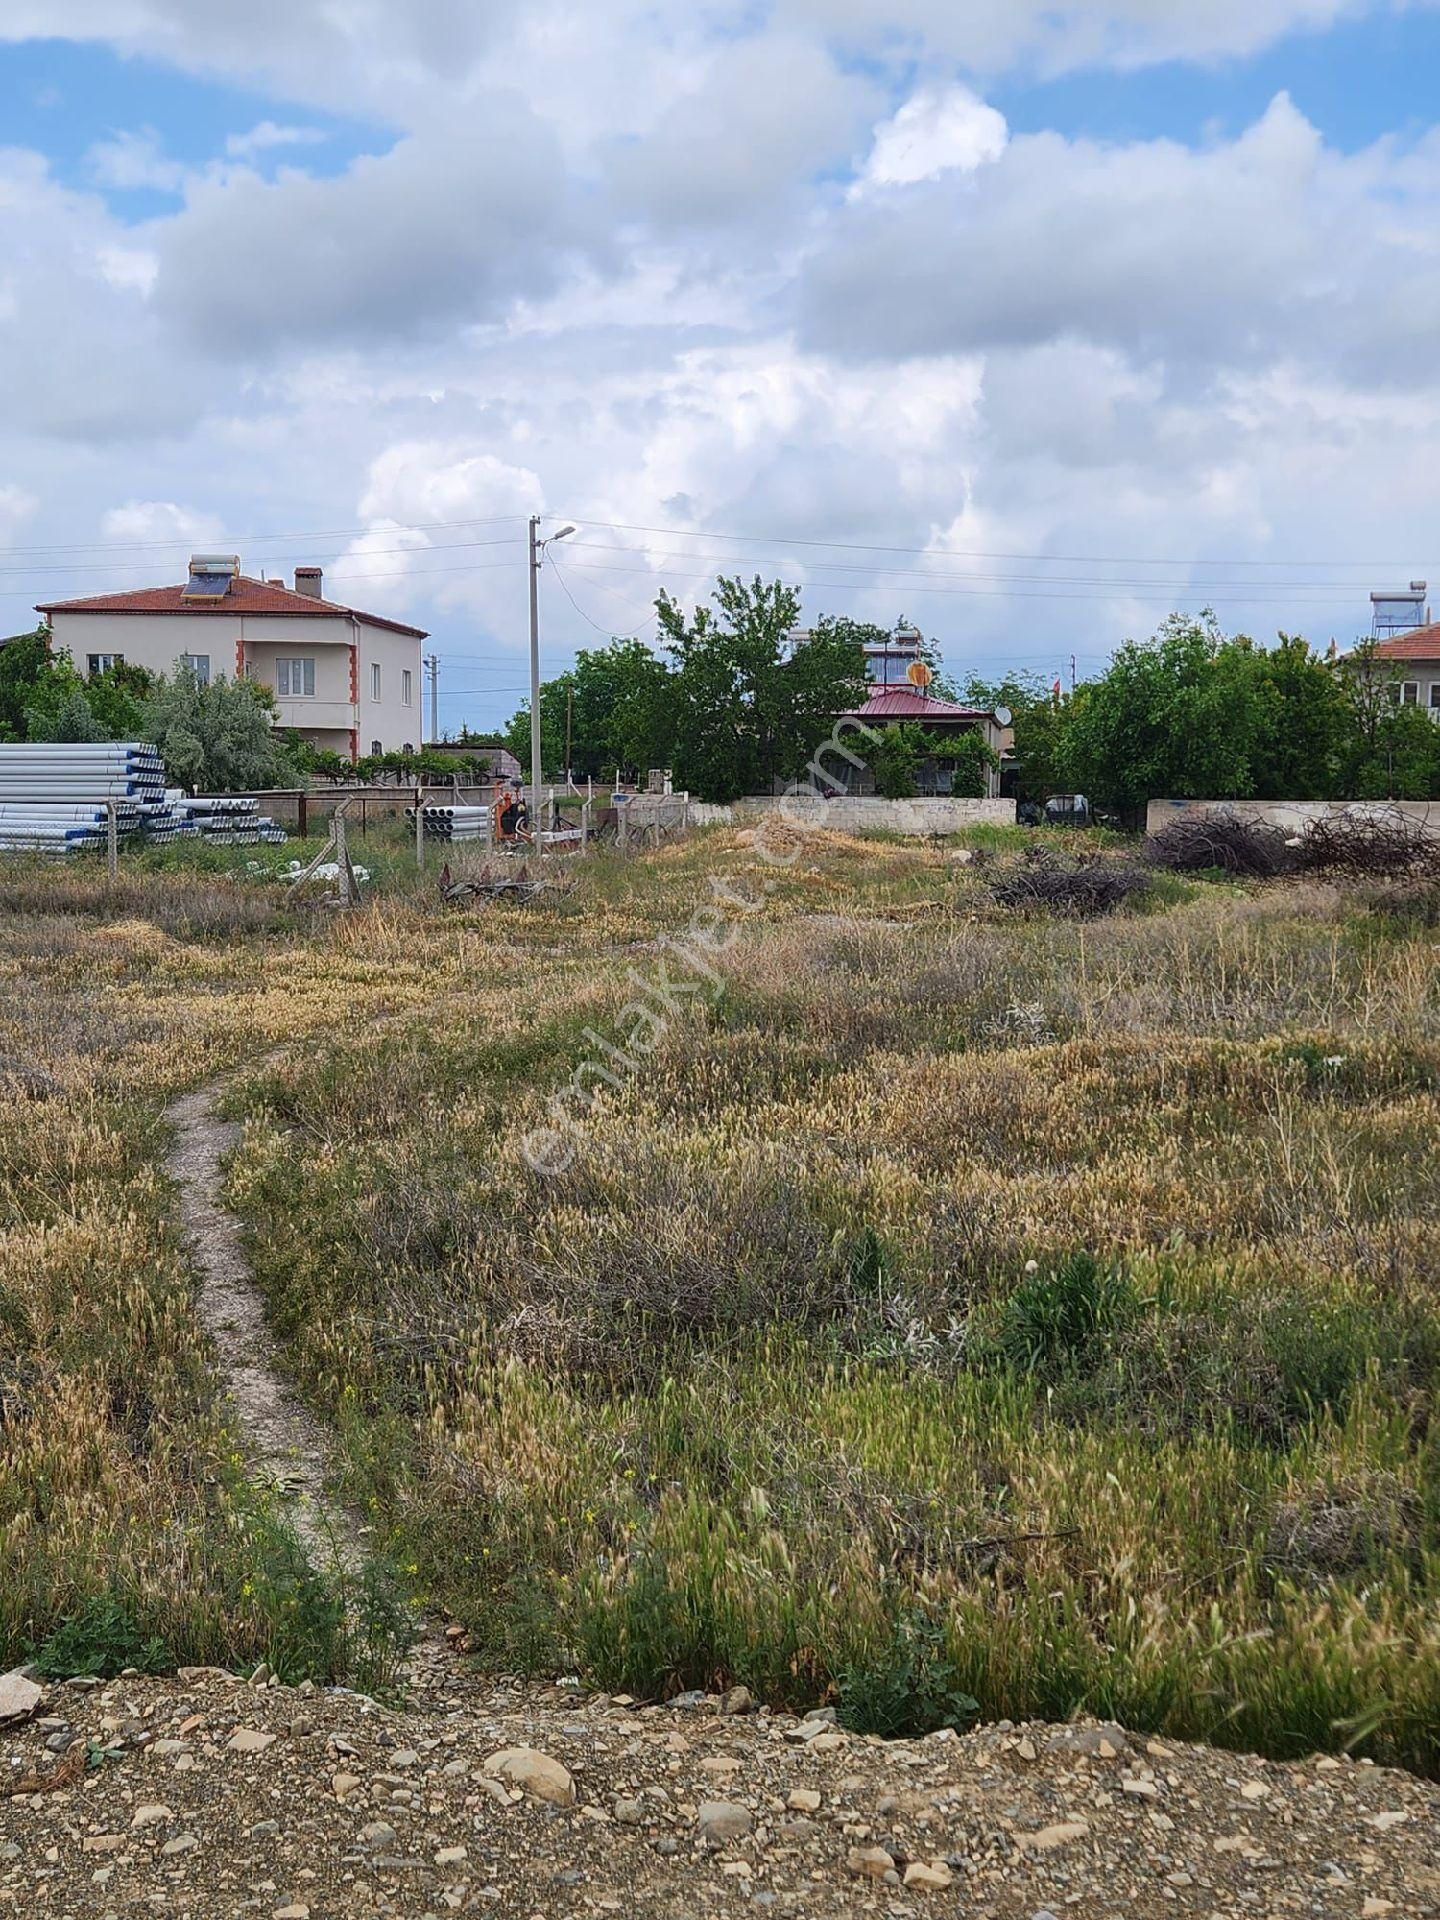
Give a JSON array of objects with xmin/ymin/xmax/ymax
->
[{"xmin": 973, "ymin": 613, "xmax": 1440, "ymax": 815}]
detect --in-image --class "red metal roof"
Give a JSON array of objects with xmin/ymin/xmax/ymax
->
[
  {"xmin": 37, "ymin": 575, "xmax": 428, "ymax": 639},
  {"xmin": 1367, "ymin": 625, "xmax": 1440, "ymax": 662},
  {"xmin": 842, "ymin": 687, "xmax": 996, "ymax": 723}
]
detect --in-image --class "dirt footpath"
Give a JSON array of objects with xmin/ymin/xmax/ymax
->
[{"xmin": 1, "ymin": 1626, "xmax": 1435, "ymax": 1919}]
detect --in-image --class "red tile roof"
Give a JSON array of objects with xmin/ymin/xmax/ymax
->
[
  {"xmin": 37, "ymin": 575, "xmax": 427, "ymax": 639},
  {"xmin": 842, "ymin": 687, "xmax": 996, "ymax": 723},
  {"xmin": 1367, "ymin": 624, "xmax": 1440, "ymax": 662}
]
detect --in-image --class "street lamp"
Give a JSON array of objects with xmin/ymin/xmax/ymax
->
[{"xmin": 528, "ymin": 517, "xmax": 576, "ymax": 823}]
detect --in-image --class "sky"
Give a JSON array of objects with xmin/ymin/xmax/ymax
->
[{"xmin": 4, "ymin": 4, "xmax": 1440, "ymax": 735}]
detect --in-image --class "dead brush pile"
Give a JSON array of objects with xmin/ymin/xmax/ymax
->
[
  {"xmin": 987, "ymin": 849, "xmax": 1152, "ymax": 916},
  {"xmin": 1301, "ymin": 809, "xmax": 1440, "ymax": 877},
  {"xmin": 1146, "ymin": 813, "xmax": 1301, "ymax": 877}
]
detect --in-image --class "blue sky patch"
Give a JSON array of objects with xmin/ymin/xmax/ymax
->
[{"xmin": 2, "ymin": 37, "xmax": 392, "ymax": 220}]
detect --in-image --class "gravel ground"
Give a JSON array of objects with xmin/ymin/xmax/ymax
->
[{"xmin": 2, "ymin": 1627, "xmax": 1435, "ymax": 1919}]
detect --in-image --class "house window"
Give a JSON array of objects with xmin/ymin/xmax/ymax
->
[
  {"xmin": 86, "ymin": 653, "xmax": 124, "ymax": 675},
  {"xmin": 371, "ymin": 662, "xmax": 381, "ymax": 701},
  {"xmin": 1430, "ymin": 684, "xmax": 1440, "ymax": 710},
  {"xmin": 276, "ymin": 657, "xmax": 316, "ymax": 698},
  {"xmin": 181, "ymin": 653, "xmax": 210, "ymax": 687},
  {"xmin": 371, "ymin": 739, "xmax": 383, "ymax": 756},
  {"xmin": 402, "ymin": 668, "xmax": 413, "ymax": 706},
  {"xmin": 1402, "ymin": 682, "xmax": 1419, "ymax": 704}
]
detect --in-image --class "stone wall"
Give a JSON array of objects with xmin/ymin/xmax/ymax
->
[
  {"xmin": 1146, "ymin": 798, "xmax": 1440, "ymax": 838},
  {"xmin": 690, "ymin": 796, "xmax": 1016, "ymax": 835}
]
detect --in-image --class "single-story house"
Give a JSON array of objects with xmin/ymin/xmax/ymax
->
[
  {"xmin": 837, "ymin": 686, "xmax": 1013, "ymax": 799},
  {"xmin": 37, "ymin": 555, "xmax": 427, "ymax": 760}
]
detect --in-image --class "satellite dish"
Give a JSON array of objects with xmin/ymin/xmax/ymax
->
[
  {"xmin": 906, "ymin": 660, "xmax": 933, "ymax": 689},
  {"xmin": 994, "ymin": 705, "xmax": 1013, "ymax": 728}
]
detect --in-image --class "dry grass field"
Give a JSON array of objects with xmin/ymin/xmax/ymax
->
[{"xmin": 3, "ymin": 826, "xmax": 1440, "ymax": 1776}]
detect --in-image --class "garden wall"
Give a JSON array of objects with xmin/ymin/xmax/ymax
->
[
  {"xmin": 1147, "ymin": 798, "xmax": 1440, "ymax": 839},
  {"xmin": 691, "ymin": 796, "xmax": 1016, "ymax": 834}
]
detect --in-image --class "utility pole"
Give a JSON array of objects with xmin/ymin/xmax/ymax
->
[
  {"xmin": 424, "ymin": 652, "xmax": 439, "ymax": 743},
  {"xmin": 528, "ymin": 516, "xmax": 543, "ymax": 812},
  {"xmin": 1070, "ymin": 653, "xmax": 1077, "ymax": 693},
  {"xmin": 565, "ymin": 684, "xmax": 573, "ymax": 791},
  {"xmin": 527, "ymin": 514, "xmax": 576, "ymax": 822}
]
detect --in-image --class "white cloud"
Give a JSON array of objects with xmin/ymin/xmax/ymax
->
[
  {"xmin": 98, "ymin": 501, "xmax": 225, "ymax": 550},
  {"xmin": 224, "ymin": 122, "xmax": 329, "ymax": 160},
  {"xmin": 857, "ymin": 87, "xmax": 1008, "ymax": 192},
  {"xmin": 87, "ymin": 126, "xmax": 186, "ymax": 193},
  {"xmin": 150, "ymin": 102, "xmax": 575, "ymax": 351}
]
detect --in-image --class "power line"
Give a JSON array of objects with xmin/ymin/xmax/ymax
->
[
  {"xmin": 0, "ymin": 499, "xmax": 1433, "ymax": 573},
  {"xmin": 556, "ymin": 554, "xmax": 1362, "ymax": 611},
  {"xmin": 559, "ymin": 513, "xmax": 1439, "ymax": 573},
  {"xmin": 547, "ymin": 557, "xmax": 658, "ymax": 639},
  {"xmin": 557, "ymin": 537, "xmax": 1391, "ymax": 596}
]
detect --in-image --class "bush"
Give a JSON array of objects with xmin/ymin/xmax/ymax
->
[
  {"xmin": 33, "ymin": 1593, "xmax": 171, "ymax": 1679},
  {"xmin": 837, "ymin": 1606, "xmax": 979, "ymax": 1739},
  {"xmin": 993, "ymin": 1252, "xmax": 1139, "ymax": 1378}
]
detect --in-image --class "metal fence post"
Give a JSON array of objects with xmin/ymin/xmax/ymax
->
[
  {"xmin": 415, "ymin": 783, "xmax": 425, "ymax": 870},
  {"xmin": 105, "ymin": 800, "xmax": 118, "ymax": 884}
]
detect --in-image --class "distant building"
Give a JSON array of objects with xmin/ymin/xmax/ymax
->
[
  {"xmin": 37, "ymin": 555, "xmax": 427, "ymax": 760},
  {"xmin": 1354, "ymin": 622, "xmax": 1440, "ymax": 716},
  {"xmin": 838, "ymin": 686, "xmax": 1012, "ymax": 798}
]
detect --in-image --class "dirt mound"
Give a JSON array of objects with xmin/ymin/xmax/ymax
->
[{"xmin": 0, "ymin": 1629, "xmax": 1433, "ymax": 1917}]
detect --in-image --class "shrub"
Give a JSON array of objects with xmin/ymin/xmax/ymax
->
[
  {"xmin": 837, "ymin": 1606, "xmax": 979, "ymax": 1739},
  {"xmin": 33, "ymin": 1594, "xmax": 171, "ymax": 1680},
  {"xmin": 992, "ymin": 1253, "xmax": 1139, "ymax": 1378}
]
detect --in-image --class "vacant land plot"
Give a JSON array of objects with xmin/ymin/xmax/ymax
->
[{"xmin": 2, "ymin": 829, "xmax": 1439, "ymax": 1781}]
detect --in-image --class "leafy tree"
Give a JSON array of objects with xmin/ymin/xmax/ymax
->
[
  {"xmin": 26, "ymin": 687, "xmax": 108, "ymax": 742},
  {"xmin": 1247, "ymin": 634, "xmax": 1350, "ymax": 799},
  {"xmin": 964, "ymin": 670, "xmax": 1065, "ymax": 801},
  {"xmin": 1057, "ymin": 613, "xmax": 1266, "ymax": 814},
  {"xmin": 504, "ymin": 640, "xmax": 675, "ymax": 783},
  {"xmin": 657, "ymin": 579, "xmax": 867, "ymax": 802},
  {"xmin": 1335, "ymin": 643, "xmax": 1440, "ymax": 797},
  {"xmin": 142, "ymin": 665, "xmax": 301, "ymax": 792},
  {"xmin": 0, "ymin": 628, "xmax": 54, "ymax": 739},
  {"xmin": 84, "ymin": 661, "xmax": 153, "ymax": 740}
]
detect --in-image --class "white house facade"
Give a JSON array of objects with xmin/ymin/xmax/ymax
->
[{"xmin": 38, "ymin": 557, "xmax": 427, "ymax": 760}]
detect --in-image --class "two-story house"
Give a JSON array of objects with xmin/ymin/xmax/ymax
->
[{"xmin": 38, "ymin": 555, "xmax": 427, "ymax": 760}]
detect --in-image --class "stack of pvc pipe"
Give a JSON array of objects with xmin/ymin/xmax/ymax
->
[
  {"xmin": 178, "ymin": 795, "xmax": 287, "ymax": 845},
  {"xmin": 0, "ymin": 743, "xmax": 166, "ymax": 852},
  {"xmin": 0, "ymin": 746, "xmax": 289, "ymax": 854},
  {"xmin": 410, "ymin": 804, "xmax": 493, "ymax": 842}
]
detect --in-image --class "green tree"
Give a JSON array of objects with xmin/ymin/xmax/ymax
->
[
  {"xmin": 504, "ymin": 640, "xmax": 675, "ymax": 783},
  {"xmin": 1057, "ymin": 612, "xmax": 1263, "ymax": 814},
  {"xmin": 1247, "ymin": 634, "xmax": 1349, "ymax": 799},
  {"xmin": 657, "ymin": 579, "xmax": 866, "ymax": 802},
  {"xmin": 26, "ymin": 686, "xmax": 108, "ymax": 742},
  {"xmin": 964, "ymin": 670, "xmax": 1065, "ymax": 801},
  {"xmin": 84, "ymin": 661, "xmax": 153, "ymax": 741},
  {"xmin": 1337, "ymin": 642, "xmax": 1440, "ymax": 797},
  {"xmin": 142, "ymin": 665, "xmax": 301, "ymax": 792}
]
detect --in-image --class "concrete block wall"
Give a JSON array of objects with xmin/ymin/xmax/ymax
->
[
  {"xmin": 1146, "ymin": 798, "xmax": 1440, "ymax": 838},
  {"xmin": 691, "ymin": 796, "xmax": 1016, "ymax": 835}
]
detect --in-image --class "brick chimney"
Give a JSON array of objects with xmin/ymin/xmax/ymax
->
[{"xmin": 294, "ymin": 566, "xmax": 323, "ymax": 599}]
